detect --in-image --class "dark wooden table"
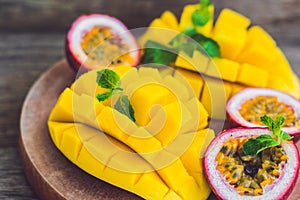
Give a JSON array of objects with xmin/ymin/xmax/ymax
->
[{"xmin": 1, "ymin": 0, "xmax": 299, "ymax": 199}]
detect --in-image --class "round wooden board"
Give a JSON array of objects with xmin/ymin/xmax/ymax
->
[{"xmin": 19, "ymin": 60, "xmax": 300, "ymax": 200}]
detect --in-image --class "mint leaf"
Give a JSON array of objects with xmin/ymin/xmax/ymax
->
[
  {"xmin": 183, "ymin": 27, "xmax": 197, "ymax": 36},
  {"xmin": 192, "ymin": 9, "xmax": 211, "ymax": 26},
  {"xmin": 114, "ymin": 95, "xmax": 136, "ymax": 122},
  {"xmin": 191, "ymin": 33, "xmax": 220, "ymax": 57},
  {"xmin": 141, "ymin": 40, "xmax": 177, "ymax": 66},
  {"xmin": 169, "ymin": 34, "xmax": 197, "ymax": 57},
  {"xmin": 96, "ymin": 69, "xmax": 120, "ymax": 89},
  {"xmin": 191, "ymin": 0, "xmax": 212, "ymax": 26},
  {"xmin": 202, "ymin": 40, "xmax": 220, "ymax": 57},
  {"xmin": 242, "ymin": 134, "xmax": 279, "ymax": 156},
  {"xmin": 281, "ymin": 130, "xmax": 294, "ymax": 140},
  {"xmin": 96, "ymin": 91, "xmax": 113, "ymax": 102},
  {"xmin": 260, "ymin": 115, "xmax": 286, "ymax": 138}
]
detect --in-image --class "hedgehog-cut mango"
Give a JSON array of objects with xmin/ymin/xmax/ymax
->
[
  {"xmin": 48, "ymin": 65, "xmax": 213, "ymax": 200},
  {"xmin": 141, "ymin": 4, "xmax": 300, "ymax": 119}
]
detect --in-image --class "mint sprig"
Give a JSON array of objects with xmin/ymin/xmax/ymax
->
[
  {"xmin": 192, "ymin": 0, "xmax": 212, "ymax": 26},
  {"xmin": 242, "ymin": 115, "xmax": 294, "ymax": 156},
  {"xmin": 96, "ymin": 69, "xmax": 135, "ymax": 122},
  {"xmin": 114, "ymin": 95, "xmax": 136, "ymax": 122}
]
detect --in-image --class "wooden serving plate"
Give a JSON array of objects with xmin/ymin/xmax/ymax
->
[{"xmin": 19, "ymin": 60, "xmax": 300, "ymax": 200}]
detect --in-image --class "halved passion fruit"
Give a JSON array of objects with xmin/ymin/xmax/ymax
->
[
  {"xmin": 65, "ymin": 14, "xmax": 140, "ymax": 71},
  {"xmin": 204, "ymin": 128, "xmax": 299, "ymax": 199},
  {"xmin": 227, "ymin": 88, "xmax": 300, "ymax": 135}
]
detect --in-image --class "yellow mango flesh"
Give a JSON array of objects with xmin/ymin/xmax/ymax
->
[
  {"xmin": 48, "ymin": 65, "xmax": 213, "ymax": 200},
  {"xmin": 160, "ymin": 10, "xmax": 180, "ymax": 31},
  {"xmin": 212, "ymin": 9, "xmax": 250, "ymax": 60},
  {"xmin": 179, "ymin": 4, "xmax": 214, "ymax": 36},
  {"xmin": 237, "ymin": 63, "xmax": 269, "ymax": 87},
  {"xmin": 175, "ymin": 51, "xmax": 209, "ymax": 73},
  {"xmin": 174, "ymin": 68, "xmax": 205, "ymax": 98},
  {"xmin": 201, "ymin": 77, "xmax": 232, "ymax": 119},
  {"xmin": 130, "ymin": 83, "xmax": 171, "ymax": 126},
  {"xmin": 206, "ymin": 57, "xmax": 240, "ymax": 82}
]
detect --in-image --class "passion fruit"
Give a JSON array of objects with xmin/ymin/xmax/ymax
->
[
  {"xmin": 204, "ymin": 128, "xmax": 299, "ymax": 199},
  {"xmin": 227, "ymin": 88, "xmax": 300, "ymax": 135},
  {"xmin": 65, "ymin": 14, "xmax": 140, "ymax": 71}
]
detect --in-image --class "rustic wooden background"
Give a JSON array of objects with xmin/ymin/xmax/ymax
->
[{"xmin": 0, "ymin": 0, "xmax": 299, "ymax": 199}]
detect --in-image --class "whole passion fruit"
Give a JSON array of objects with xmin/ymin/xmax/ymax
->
[
  {"xmin": 204, "ymin": 128, "xmax": 299, "ymax": 200},
  {"xmin": 227, "ymin": 88, "xmax": 300, "ymax": 135},
  {"xmin": 65, "ymin": 14, "xmax": 140, "ymax": 71}
]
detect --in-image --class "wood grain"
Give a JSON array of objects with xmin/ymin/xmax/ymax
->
[{"xmin": 0, "ymin": 0, "xmax": 300, "ymax": 199}]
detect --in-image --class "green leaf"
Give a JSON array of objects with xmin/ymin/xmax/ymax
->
[
  {"xmin": 96, "ymin": 91, "xmax": 113, "ymax": 102},
  {"xmin": 169, "ymin": 34, "xmax": 197, "ymax": 57},
  {"xmin": 191, "ymin": 34, "xmax": 220, "ymax": 57},
  {"xmin": 202, "ymin": 40, "xmax": 220, "ymax": 57},
  {"xmin": 281, "ymin": 130, "xmax": 294, "ymax": 140},
  {"xmin": 141, "ymin": 40, "xmax": 177, "ymax": 65},
  {"xmin": 191, "ymin": 0, "xmax": 212, "ymax": 27},
  {"xmin": 183, "ymin": 27, "xmax": 197, "ymax": 36},
  {"xmin": 114, "ymin": 95, "xmax": 136, "ymax": 122},
  {"xmin": 96, "ymin": 69, "xmax": 120, "ymax": 89},
  {"xmin": 242, "ymin": 134, "xmax": 279, "ymax": 156},
  {"xmin": 192, "ymin": 9, "xmax": 211, "ymax": 26}
]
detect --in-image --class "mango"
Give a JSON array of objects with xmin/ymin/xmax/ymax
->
[
  {"xmin": 237, "ymin": 63, "xmax": 269, "ymax": 87},
  {"xmin": 206, "ymin": 57, "xmax": 240, "ymax": 82},
  {"xmin": 174, "ymin": 67, "xmax": 205, "ymax": 98},
  {"xmin": 179, "ymin": 4, "xmax": 214, "ymax": 36},
  {"xmin": 212, "ymin": 9, "xmax": 250, "ymax": 60},
  {"xmin": 201, "ymin": 77, "xmax": 232, "ymax": 119},
  {"xmin": 175, "ymin": 51, "xmax": 209, "ymax": 73},
  {"xmin": 160, "ymin": 10, "xmax": 180, "ymax": 31}
]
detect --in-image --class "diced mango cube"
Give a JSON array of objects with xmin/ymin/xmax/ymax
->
[
  {"xmin": 160, "ymin": 10, "xmax": 180, "ymax": 31},
  {"xmin": 182, "ymin": 97, "xmax": 209, "ymax": 131},
  {"xmin": 126, "ymin": 127, "xmax": 162, "ymax": 153},
  {"xmin": 189, "ymin": 171, "xmax": 212, "ymax": 199},
  {"xmin": 77, "ymin": 146, "xmax": 106, "ymax": 177},
  {"xmin": 162, "ymin": 75, "xmax": 192, "ymax": 102},
  {"xmin": 201, "ymin": 77, "xmax": 232, "ymax": 119},
  {"xmin": 176, "ymin": 177, "xmax": 203, "ymax": 200},
  {"xmin": 138, "ymin": 67, "xmax": 162, "ymax": 82},
  {"xmin": 155, "ymin": 151, "xmax": 193, "ymax": 191},
  {"xmin": 133, "ymin": 172, "xmax": 169, "ymax": 200},
  {"xmin": 181, "ymin": 129, "xmax": 215, "ymax": 173},
  {"xmin": 215, "ymin": 8, "xmax": 251, "ymax": 29},
  {"xmin": 206, "ymin": 57, "xmax": 240, "ymax": 82},
  {"xmin": 237, "ymin": 63, "xmax": 269, "ymax": 87},
  {"xmin": 112, "ymin": 64, "xmax": 134, "ymax": 78},
  {"xmin": 179, "ymin": 4, "xmax": 214, "ymax": 36},
  {"xmin": 95, "ymin": 106, "xmax": 137, "ymax": 141},
  {"xmin": 213, "ymin": 9, "xmax": 250, "ymax": 60},
  {"xmin": 163, "ymin": 190, "xmax": 182, "ymax": 200},
  {"xmin": 48, "ymin": 122, "xmax": 74, "ymax": 147},
  {"xmin": 60, "ymin": 126, "xmax": 83, "ymax": 162},
  {"xmin": 146, "ymin": 101, "xmax": 191, "ymax": 146},
  {"xmin": 175, "ymin": 51, "xmax": 209, "ymax": 73},
  {"xmin": 130, "ymin": 83, "xmax": 171, "ymax": 126},
  {"xmin": 48, "ymin": 88, "xmax": 74, "ymax": 122},
  {"xmin": 174, "ymin": 68, "xmax": 204, "ymax": 98}
]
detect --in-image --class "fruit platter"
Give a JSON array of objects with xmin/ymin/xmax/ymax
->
[{"xmin": 20, "ymin": 0, "xmax": 300, "ymax": 199}]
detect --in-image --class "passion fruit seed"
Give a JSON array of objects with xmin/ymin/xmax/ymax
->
[
  {"xmin": 239, "ymin": 95, "xmax": 299, "ymax": 127},
  {"xmin": 215, "ymin": 137, "xmax": 288, "ymax": 196},
  {"xmin": 81, "ymin": 26, "xmax": 133, "ymax": 66}
]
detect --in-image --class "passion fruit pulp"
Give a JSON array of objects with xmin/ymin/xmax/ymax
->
[
  {"xmin": 204, "ymin": 128, "xmax": 299, "ymax": 200},
  {"xmin": 227, "ymin": 88, "xmax": 300, "ymax": 135},
  {"xmin": 65, "ymin": 14, "xmax": 140, "ymax": 71}
]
